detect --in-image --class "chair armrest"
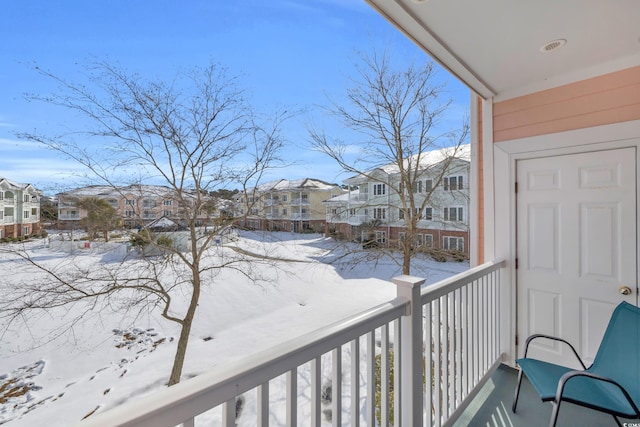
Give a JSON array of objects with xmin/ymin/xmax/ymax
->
[
  {"xmin": 556, "ymin": 370, "xmax": 640, "ymax": 417},
  {"xmin": 523, "ymin": 334, "xmax": 587, "ymax": 369}
]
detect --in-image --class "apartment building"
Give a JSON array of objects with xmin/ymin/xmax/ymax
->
[
  {"xmin": 324, "ymin": 145, "xmax": 470, "ymax": 256},
  {"xmin": 57, "ymin": 184, "xmax": 209, "ymax": 229},
  {"xmin": 238, "ymin": 178, "xmax": 345, "ymax": 233},
  {"xmin": 0, "ymin": 177, "xmax": 41, "ymax": 238}
]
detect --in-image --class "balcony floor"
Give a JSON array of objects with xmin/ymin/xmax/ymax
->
[{"xmin": 453, "ymin": 364, "xmax": 635, "ymax": 427}]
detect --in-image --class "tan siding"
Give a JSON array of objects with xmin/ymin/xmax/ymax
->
[{"xmin": 493, "ymin": 66, "xmax": 640, "ymax": 142}]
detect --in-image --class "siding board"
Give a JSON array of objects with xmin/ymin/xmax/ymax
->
[{"xmin": 493, "ymin": 66, "xmax": 640, "ymax": 142}]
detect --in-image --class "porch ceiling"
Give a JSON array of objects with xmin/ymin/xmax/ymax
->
[{"xmin": 366, "ymin": 0, "xmax": 640, "ymax": 100}]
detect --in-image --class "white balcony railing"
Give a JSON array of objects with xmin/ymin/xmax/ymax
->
[
  {"xmin": 289, "ymin": 213, "xmax": 311, "ymax": 220},
  {"xmin": 76, "ymin": 259, "xmax": 505, "ymax": 427},
  {"xmin": 59, "ymin": 214, "xmax": 81, "ymax": 221},
  {"xmin": 290, "ymin": 198, "xmax": 310, "ymax": 206}
]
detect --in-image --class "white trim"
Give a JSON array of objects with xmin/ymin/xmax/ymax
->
[
  {"xmin": 492, "ymin": 119, "xmax": 640, "ymax": 366},
  {"xmin": 469, "ymin": 94, "xmax": 479, "ymax": 267}
]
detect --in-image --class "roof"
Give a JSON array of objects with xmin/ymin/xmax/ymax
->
[
  {"xmin": 0, "ymin": 177, "xmax": 37, "ymax": 192},
  {"xmin": 366, "ymin": 0, "xmax": 640, "ymax": 100},
  {"xmin": 256, "ymin": 178, "xmax": 341, "ymax": 192},
  {"xmin": 345, "ymin": 144, "xmax": 470, "ymax": 182},
  {"xmin": 58, "ymin": 184, "xmax": 175, "ymax": 198},
  {"xmin": 323, "ymin": 190, "xmax": 358, "ymax": 204}
]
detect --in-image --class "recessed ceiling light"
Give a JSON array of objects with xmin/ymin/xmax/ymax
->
[{"xmin": 540, "ymin": 39, "xmax": 567, "ymax": 53}]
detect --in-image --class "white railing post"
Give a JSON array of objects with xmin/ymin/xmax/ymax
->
[{"xmin": 393, "ymin": 275, "xmax": 425, "ymax": 427}]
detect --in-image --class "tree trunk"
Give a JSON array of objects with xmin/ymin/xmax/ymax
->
[
  {"xmin": 402, "ymin": 248, "xmax": 411, "ymax": 275},
  {"xmin": 168, "ymin": 316, "xmax": 193, "ymax": 386},
  {"xmin": 168, "ymin": 262, "xmax": 201, "ymax": 386}
]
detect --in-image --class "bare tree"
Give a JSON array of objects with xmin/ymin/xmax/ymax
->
[
  {"xmin": 6, "ymin": 60, "xmax": 291, "ymax": 385},
  {"xmin": 309, "ymin": 49, "xmax": 469, "ymax": 275}
]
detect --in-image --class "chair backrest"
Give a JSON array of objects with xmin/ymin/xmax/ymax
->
[{"xmin": 590, "ymin": 301, "xmax": 640, "ymax": 405}]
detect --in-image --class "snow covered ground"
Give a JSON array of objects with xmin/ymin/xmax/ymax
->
[{"xmin": 0, "ymin": 231, "xmax": 468, "ymax": 426}]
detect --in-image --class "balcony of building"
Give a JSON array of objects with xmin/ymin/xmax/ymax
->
[
  {"xmin": 290, "ymin": 196, "xmax": 310, "ymax": 206},
  {"xmin": 290, "ymin": 213, "xmax": 311, "ymax": 220},
  {"xmin": 74, "ymin": 259, "xmax": 528, "ymax": 427}
]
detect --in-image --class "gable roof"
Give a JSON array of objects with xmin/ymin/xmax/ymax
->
[
  {"xmin": 345, "ymin": 144, "xmax": 470, "ymax": 183},
  {"xmin": 0, "ymin": 177, "xmax": 37, "ymax": 192}
]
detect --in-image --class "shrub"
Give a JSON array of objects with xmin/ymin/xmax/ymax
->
[
  {"xmin": 156, "ymin": 235, "xmax": 173, "ymax": 248},
  {"xmin": 375, "ymin": 350, "xmax": 395, "ymax": 425},
  {"xmin": 130, "ymin": 230, "xmax": 153, "ymax": 247}
]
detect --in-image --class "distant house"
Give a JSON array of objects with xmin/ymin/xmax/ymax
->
[
  {"xmin": 237, "ymin": 178, "xmax": 345, "ymax": 233},
  {"xmin": 324, "ymin": 145, "xmax": 470, "ymax": 256},
  {"xmin": 56, "ymin": 184, "xmax": 213, "ymax": 229},
  {"xmin": 0, "ymin": 178, "xmax": 41, "ymax": 239}
]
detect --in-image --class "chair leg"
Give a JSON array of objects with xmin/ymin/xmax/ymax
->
[
  {"xmin": 549, "ymin": 400, "xmax": 561, "ymax": 427},
  {"xmin": 512, "ymin": 369, "xmax": 524, "ymax": 413},
  {"xmin": 611, "ymin": 415, "xmax": 622, "ymax": 427}
]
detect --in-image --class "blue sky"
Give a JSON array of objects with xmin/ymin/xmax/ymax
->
[{"xmin": 0, "ymin": 0, "xmax": 469, "ymax": 194}]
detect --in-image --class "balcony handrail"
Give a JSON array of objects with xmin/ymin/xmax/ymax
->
[
  {"xmin": 76, "ymin": 259, "xmax": 505, "ymax": 427},
  {"xmin": 421, "ymin": 258, "xmax": 505, "ymax": 303},
  {"xmin": 77, "ymin": 298, "xmax": 409, "ymax": 427}
]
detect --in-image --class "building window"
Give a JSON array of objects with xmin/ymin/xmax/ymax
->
[
  {"xmin": 414, "ymin": 234, "xmax": 424, "ymax": 247},
  {"xmin": 163, "ymin": 210, "xmax": 172, "ymax": 217},
  {"xmin": 24, "ymin": 194, "xmax": 30, "ymax": 202},
  {"xmin": 413, "ymin": 180, "xmax": 423, "ymax": 193},
  {"xmin": 282, "ymin": 195, "xmax": 288, "ymax": 202},
  {"xmin": 282, "ymin": 208, "xmax": 288, "ymax": 215},
  {"xmin": 425, "ymin": 234, "xmax": 434, "ymax": 248},
  {"xmin": 23, "ymin": 210, "xmax": 29, "ymax": 219},
  {"xmin": 0, "ymin": 212, "xmax": 3, "ymax": 220},
  {"xmin": 23, "ymin": 226, "xmax": 30, "ymax": 235},
  {"xmin": 373, "ymin": 184, "xmax": 386, "ymax": 196},
  {"xmin": 398, "ymin": 209, "xmax": 404, "ymax": 220},
  {"xmin": 375, "ymin": 231, "xmax": 386, "ymax": 243},
  {"xmin": 125, "ymin": 210, "xmax": 135, "ymax": 217},
  {"xmin": 163, "ymin": 200, "xmax": 172, "ymax": 206},
  {"xmin": 0, "ymin": 192, "xmax": 3, "ymax": 201},
  {"xmin": 425, "ymin": 179, "xmax": 433, "ymax": 192},
  {"xmin": 125, "ymin": 199, "xmax": 136, "ymax": 205},
  {"xmin": 444, "ymin": 207, "xmax": 464, "ymax": 222},
  {"xmin": 444, "ymin": 175, "xmax": 464, "ymax": 191},
  {"xmin": 424, "ymin": 207, "xmax": 433, "ymax": 221},
  {"xmin": 398, "ymin": 232, "xmax": 406, "ymax": 248},
  {"xmin": 443, "ymin": 236, "xmax": 464, "ymax": 252},
  {"xmin": 373, "ymin": 208, "xmax": 386, "ymax": 219}
]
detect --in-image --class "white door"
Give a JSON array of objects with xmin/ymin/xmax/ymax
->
[{"xmin": 516, "ymin": 147, "xmax": 637, "ymax": 368}]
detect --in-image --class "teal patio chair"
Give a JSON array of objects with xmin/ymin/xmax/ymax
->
[{"xmin": 512, "ymin": 301, "xmax": 640, "ymax": 427}]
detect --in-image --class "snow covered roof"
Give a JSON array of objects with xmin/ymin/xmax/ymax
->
[
  {"xmin": 58, "ymin": 184, "xmax": 175, "ymax": 198},
  {"xmin": 346, "ymin": 144, "xmax": 470, "ymax": 182},
  {"xmin": 323, "ymin": 189, "xmax": 358, "ymax": 203},
  {"xmin": 0, "ymin": 177, "xmax": 37, "ymax": 192},
  {"xmin": 256, "ymin": 178, "xmax": 340, "ymax": 192}
]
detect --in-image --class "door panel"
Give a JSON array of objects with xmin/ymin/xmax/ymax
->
[{"xmin": 517, "ymin": 147, "xmax": 637, "ymax": 368}]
